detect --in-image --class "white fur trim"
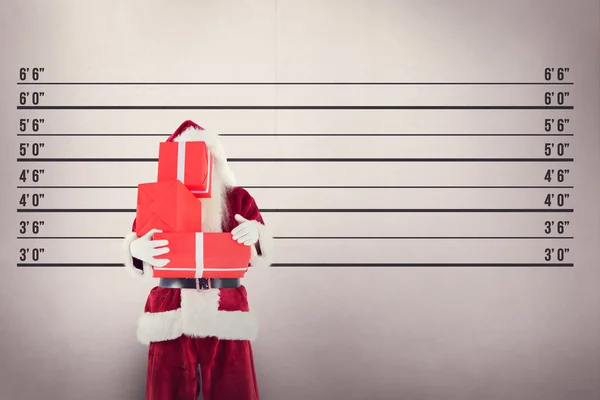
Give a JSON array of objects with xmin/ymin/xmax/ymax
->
[
  {"xmin": 123, "ymin": 232, "xmax": 146, "ymax": 277},
  {"xmin": 137, "ymin": 309, "xmax": 182, "ymax": 344},
  {"xmin": 180, "ymin": 289, "xmax": 258, "ymax": 340},
  {"xmin": 250, "ymin": 222, "xmax": 274, "ymax": 268},
  {"xmin": 174, "ymin": 127, "xmax": 236, "ymax": 187},
  {"xmin": 136, "ymin": 288, "xmax": 258, "ymax": 344}
]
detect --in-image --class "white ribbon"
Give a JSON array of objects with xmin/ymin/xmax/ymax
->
[
  {"xmin": 195, "ymin": 232, "xmax": 204, "ymax": 278},
  {"xmin": 177, "ymin": 142, "xmax": 186, "ymax": 182}
]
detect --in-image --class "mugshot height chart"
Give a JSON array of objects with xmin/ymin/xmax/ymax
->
[{"xmin": 1, "ymin": 1, "xmax": 599, "ymax": 400}]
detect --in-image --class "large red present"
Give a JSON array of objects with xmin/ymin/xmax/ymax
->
[
  {"xmin": 135, "ymin": 180, "xmax": 202, "ymax": 237},
  {"xmin": 157, "ymin": 141, "xmax": 214, "ymax": 198},
  {"xmin": 151, "ymin": 232, "xmax": 251, "ymax": 279}
]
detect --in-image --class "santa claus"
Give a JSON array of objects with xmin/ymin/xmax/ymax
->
[{"xmin": 122, "ymin": 120, "xmax": 273, "ymax": 400}]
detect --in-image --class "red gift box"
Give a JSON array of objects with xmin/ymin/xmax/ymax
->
[
  {"xmin": 135, "ymin": 180, "xmax": 202, "ymax": 237},
  {"xmin": 151, "ymin": 232, "xmax": 251, "ymax": 279},
  {"xmin": 157, "ymin": 141, "xmax": 214, "ymax": 198}
]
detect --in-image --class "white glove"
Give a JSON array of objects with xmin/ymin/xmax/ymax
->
[
  {"xmin": 130, "ymin": 229, "xmax": 170, "ymax": 267},
  {"xmin": 231, "ymin": 214, "xmax": 260, "ymax": 246}
]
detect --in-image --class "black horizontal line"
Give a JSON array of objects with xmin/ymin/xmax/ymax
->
[
  {"xmin": 18, "ymin": 263, "xmax": 123, "ymax": 267},
  {"xmin": 16, "ymin": 185, "xmax": 575, "ymax": 189},
  {"xmin": 274, "ymin": 236, "xmax": 575, "ymax": 240},
  {"xmin": 16, "ymin": 105, "xmax": 574, "ymax": 110},
  {"xmin": 263, "ymin": 208, "xmax": 576, "ymax": 213},
  {"xmin": 17, "ymin": 133, "xmax": 169, "ymax": 137},
  {"xmin": 17, "ymin": 236, "xmax": 574, "ymax": 240},
  {"xmin": 18, "ymin": 237, "xmax": 122, "ymax": 239},
  {"xmin": 16, "ymin": 157, "xmax": 575, "ymax": 163},
  {"xmin": 16, "ymin": 81, "xmax": 574, "ymax": 86},
  {"xmin": 16, "ymin": 208, "xmax": 574, "ymax": 213},
  {"xmin": 14, "ymin": 133, "xmax": 575, "ymax": 137},
  {"xmin": 17, "ymin": 262, "xmax": 574, "ymax": 267},
  {"xmin": 270, "ymin": 263, "xmax": 574, "ymax": 267}
]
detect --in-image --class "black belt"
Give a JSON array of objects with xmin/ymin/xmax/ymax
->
[{"xmin": 159, "ymin": 277, "xmax": 241, "ymax": 289}]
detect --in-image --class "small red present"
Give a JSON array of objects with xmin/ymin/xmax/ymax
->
[
  {"xmin": 151, "ymin": 232, "xmax": 251, "ymax": 279},
  {"xmin": 157, "ymin": 141, "xmax": 214, "ymax": 198},
  {"xmin": 135, "ymin": 181, "xmax": 202, "ymax": 237}
]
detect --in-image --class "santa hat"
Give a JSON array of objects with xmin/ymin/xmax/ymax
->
[{"xmin": 166, "ymin": 120, "xmax": 236, "ymax": 187}]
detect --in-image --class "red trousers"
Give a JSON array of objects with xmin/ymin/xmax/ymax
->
[{"xmin": 146, "ymin": 335, "xmax": 260, "ymax": 400}]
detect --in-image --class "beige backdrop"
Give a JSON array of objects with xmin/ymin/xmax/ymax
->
[{"xmin": 1, "ymin": 0, "xmax": 599, "ymax": 399}]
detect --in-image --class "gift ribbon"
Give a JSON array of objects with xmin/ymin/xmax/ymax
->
[
  {"xmin": 195, "ymin": 232, "xmax": 204, "ymax": 278},
  {"xmin": 177, "ymin": 142, "xmax": 186, "ymax": 182}
]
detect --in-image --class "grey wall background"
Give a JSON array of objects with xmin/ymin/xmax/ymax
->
[{"xmin": 1, "ymin": 1, "xmax": 599, "ymax": 399}]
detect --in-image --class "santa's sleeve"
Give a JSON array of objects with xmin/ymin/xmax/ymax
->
[
  {"xmin": 122, "ymin": 218, "xmax": 146, "ymax": 277},
  {"xmin": 234, "ymin": 188, "xmax": 274, "ymax": 268}
]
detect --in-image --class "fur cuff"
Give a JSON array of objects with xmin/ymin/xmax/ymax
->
[
  {"xmin": 123, "ymin": 232, "xmax": 145, "ymax": 277},
  {"xmin": 250, "ymin": 223, "xmax": 274, "ymax": 268}
]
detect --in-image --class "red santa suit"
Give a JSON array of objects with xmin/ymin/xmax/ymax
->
[{"xmin": 122, "ymin": 120, "xmax": 273, "ymax": 400}]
